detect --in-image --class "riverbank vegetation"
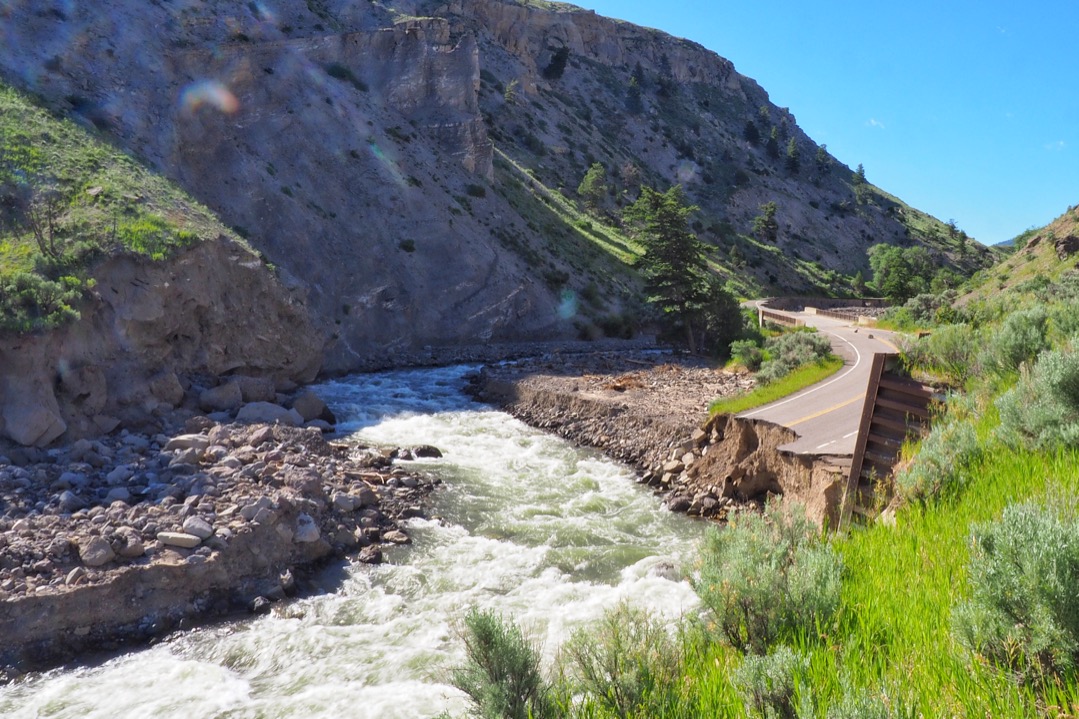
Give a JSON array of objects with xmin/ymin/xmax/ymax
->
[
  {"xmin": 444, "ymin": 259, "xmax": 1079, "ymax": 717},
  {"xmin": 709, "ymin": 328, "xmax": 842, "ymax": 415}
]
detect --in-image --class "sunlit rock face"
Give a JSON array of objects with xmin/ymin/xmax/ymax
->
[
  {"xmin": 0, "ymin": 1, "xmax": 984, "ymax": 374},
  {"xmin": 0, "ymin": 1, "xmax": 563, "ymax": 371}
]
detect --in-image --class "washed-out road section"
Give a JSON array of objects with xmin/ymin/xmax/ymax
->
[{"xmin": 740, "ymin": 308, "xmax": 898, "ymax": 456}]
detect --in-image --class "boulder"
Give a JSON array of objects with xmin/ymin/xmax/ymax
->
[
  {"xmin": 199, "ymin": 382, "xmax": 243, "ymax": 413},
  {"xmin": 182, "ymin": 516, "xmax": 214, "ymax": 540},
  {"xmin": 148, "ymin": 371, "xmax": 186, "ymax": 407},
  {"xmin": 291, "ymin": 391, "xmax": 334, "ymax": 423},
  {"xmin": 2, "ymin": 390, "xmax": 67, "ymax": 447},
  {"xmin": 233, "ymin": 376, "xmax": 277, "ymax": 403},
  {"xmin": 235, "ymin": 402, "xmax": 303, "ymax": 427},
  {"xmin": 79, "ymin": 537, "xmax": 116, "ymax": 567},
  {"xmin": 163, "ymin": 434, "xmax": 211, "ymax": 452},
  {"xmin": 412, "ymin": 445, "xmax": 444, "ymax": 459}
]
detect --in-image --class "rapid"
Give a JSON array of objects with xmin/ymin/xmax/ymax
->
[{"xmin": 0, "ymin": 365, "xmax": 705, "ymax": 718}]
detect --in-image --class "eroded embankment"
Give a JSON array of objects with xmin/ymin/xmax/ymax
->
[{"xmin": 472, "ymin": 357, "xmax": 848, "ymax": 527}]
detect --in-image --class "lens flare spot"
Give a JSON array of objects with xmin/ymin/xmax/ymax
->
[
  {"xmin": 253, "ymin": 2, "xmax": 277, "ymax": 23},
  {"xmin": 675, "ymin": 160, "xmax": 698, "ymax": 184},
  {"xmin": 368, "ymin": 141, "xmax": 408, "ymax": 187},
  {"xmin": 180, "ymin": 80, "xmax": 240, "ymax": 115},
  {"xmin": 558, "ymin": 290, "xmax": 578, "ymax": 320}
]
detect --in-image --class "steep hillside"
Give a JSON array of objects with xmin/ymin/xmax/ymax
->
[
  {"xmin": 0, "ymin": 83, "xmax": 322, "ymax": 446},
  {"xmin": 961, "ymin": 203, "xmax": 1079, "ymax": 305},
  {"xmin": 0, "ymin": 0, "xmax": 989, "ymax": 372}
]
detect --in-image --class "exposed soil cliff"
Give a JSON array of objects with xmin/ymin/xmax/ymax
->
[{"xmin": 0, "ymin": 237, "xmax": 322, "ymax": 447}]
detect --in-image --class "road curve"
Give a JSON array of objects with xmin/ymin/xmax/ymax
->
[{"xmin": 739, "ymin": 307, "xmax": 898, "ymax": 455}]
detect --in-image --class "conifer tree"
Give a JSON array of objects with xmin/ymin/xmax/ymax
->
[{"xmin": 624, "ymin": 185, "xmax": 710, "ymax": 351}]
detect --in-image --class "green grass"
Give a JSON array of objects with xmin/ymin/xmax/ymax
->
[
  {"xmin": 0, "ymin": 82, "xmax": 246, "ymax": 332},
  {"xmin": 708, "ymin": 355, "xmax": 844, "ymax": 415}
]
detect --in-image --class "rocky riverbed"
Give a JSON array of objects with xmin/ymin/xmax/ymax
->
[
  {"xmin": 0, "ymin": 414, "xmax": 440, "ymax": 679},
  {"xmin": 471, "ymin": 350, "xmax": 849, "ymax": 526}
]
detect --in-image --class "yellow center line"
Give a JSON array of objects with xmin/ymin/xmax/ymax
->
[{"xmin": 788, "ymin": 395, "xmax": 862, "ymax": 427}]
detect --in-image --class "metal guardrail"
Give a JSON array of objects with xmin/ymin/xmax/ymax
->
[
  {"xmin": 840, "ymin": 353, "xmax": 936, "ymax": 528},
  {"xmin": 758, "ymin": 308, "xmax": 805, "ymax": 328}
]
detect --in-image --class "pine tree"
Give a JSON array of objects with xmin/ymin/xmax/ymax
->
[
  {"xmin": 577, "ymin": 163, "xmax": 608, "ymax": 211},
  {"xmin": 752, "ymin": 201, "xmax": 779, "ymax": 243},
  {"xmin": 624, "ymin": 185, "xmax": 710, "ymax": 351},
  {"xmin": 785, "ymin": 137, "xmax": 800, "ymax": 173}
]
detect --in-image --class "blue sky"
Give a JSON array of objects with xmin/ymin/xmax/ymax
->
[{"xmin": 578, "ymin": 1, "xmax": 1078, "ymax": 246}]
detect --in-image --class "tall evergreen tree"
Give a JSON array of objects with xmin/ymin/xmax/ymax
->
[
  {"xmin": 785, "ymin": 137, "xmax": 800, "ymax": 173},
  {"xmin": 624, "ymin": 185, "xmax": 711, "ymax": 351},
  {"xmin": 577, "ymin": 162, "xmax": 608, "ymax": 211}
]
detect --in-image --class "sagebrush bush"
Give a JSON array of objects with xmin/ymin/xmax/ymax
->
[
  {"xmin": 978, "ymin": 306, "xmax": 1049, "ymax": 379},
  {"xmin": 449, "ymin": 608, "xmax": 555, "ymax": 719},
  {"xmin": 899, "ymin": 323, "xmax": 977, "ymax": 386},
  {"xmin": 894, "ymin": 400, "xmax": 983, "ymax": 502},
  {"xmin": 730, "ymin": 339, "xmax": 764, "ymax": 370},
  {"xmin": 996, "ymin": 343, "xmax": 1079, "ymax": 450},
  {"xmin": 953, "ymin": 501, "xmax": 1079, "ymax": 683},
  {"xmin": 755, "ymin": 331, "xmax": 832, "ymax": 384},
  {"xmin": 693, "ymin": 504, "xmax": 843, "ymax": 654},
  {"xmin": 560, "ymin": 602, "xmax": 684, "ymax": 718},
  {"xmin": 732, "ymin": 645, "xmax": 807, "ymax": 719}
]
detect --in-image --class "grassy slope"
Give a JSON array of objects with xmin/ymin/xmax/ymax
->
[
  {"xmin": 961, "ymin": 204, "xmax": 1079, "ymax": 306},
  {"xmin": 0, "ymin": 83, "xmax": 246, "ymax": 332}
]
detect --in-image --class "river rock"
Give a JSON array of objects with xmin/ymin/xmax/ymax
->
[
  {"xmin": 79, "ymin": 537, "xmax": 116, "ymax": 567},
  {"xmin": 236, "ymin": 402, "xmax": 303, "ymax": 427},
  {"xmin": 182, "ymin": 516, "xmax": 214, "ymax": 540},
  {"xmin": 164, "ymin": 434, "xmax": 211, "ymax": 452},
  {"xmin": 57, "ymin": 490, "xmax": 86, "ymax": 513},
  {"xmin": 112, "ymin": 528, "xmax": 145, "ymax": 558},
  {"xmin": 233, "ymin": 376, "xmax": 277, "ymax": 403},
  {"xmin": 199, "ymin": 383, "xmax": 243, "ymax": 413},
  {"xmin": 291, "ymin": 391, "xmax": 329, "ymax": 422},
  {"xmin": 411, "ymin": 445, "xmax": 443, "ymax": 459},
  {"xmin": 382, "ymin": 529, "xmax": 411, "ymax": 544},
  {"xmin": 294, "ymin": 514, "xmax": 320, "ymax": 543},
  {"xmin": 358, "ymin": 545, "xmax": 383, "ymax": 564},
  {"xmin": 157, "ymin": 532, "xmax": 202, "ymax": 549}
]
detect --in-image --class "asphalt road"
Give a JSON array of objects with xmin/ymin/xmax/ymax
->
[{"xmin": 739, "ymin": 309, "xmax": 898, "ymax": 456}]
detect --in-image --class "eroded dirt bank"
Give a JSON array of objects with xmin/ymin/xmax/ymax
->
[{"xmin": 470, "ymin": 351, "xmax": 849, "ymax": 527}]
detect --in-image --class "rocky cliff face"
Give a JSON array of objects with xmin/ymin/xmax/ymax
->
[
  {"xmin": 0, "ymin": 0, "xmax": 989, "ymax": 381},
  {"xmin": 0, "ymin": 238, "xmax": 322, "ymax": 446}
]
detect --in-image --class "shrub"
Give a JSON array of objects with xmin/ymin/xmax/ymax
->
[
  {"xmin": 996, "ymin": 343, "xmax": 1079, "ymax": 450},
  {"xmin": 732, "ymin": 645, "xmax": 807, "ymax": 719},
  {"xmin": 900, "ymin": 323, "xmax": 978, "ymax": 386},
  {"xmin": 730, "ymin": 339, "xmax": 764, "ymax": 371},
  {"xmin": 449, "ymin": 608, "xmax": 555, "ymax": 719},
  {"xmin": 754, "ymin": 330, "xmax": 833, "ymax": 384},
  {"xmin": 693, "ymin": 504, "xmax": 843, "ymax": 654},
  {"xmin": 953, "ymin": 501, "xmax": 1079, "ymax": 683},
  {"xmin": 894, "ymin": 397, "xmax": 983, "ymax": 502},
  {"xmin": 560, "ymin": 602, "xmax": 683, "ymax": 718},
  {"xmin": 978, "ymin": 306, "xmax": 1049, "ymax": 379}
]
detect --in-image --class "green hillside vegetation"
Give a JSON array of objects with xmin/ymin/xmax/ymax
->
[
  {"xmin": 961, "ymin": 206, "xmax": 1079, "ymax": 306},
  {"xmin": 0, "ymin": 83, "xmax": 245, "ymax": 333},
  {"xmin": 443, "ymin": 213, "xmax": 1079, "ymax": 716}
]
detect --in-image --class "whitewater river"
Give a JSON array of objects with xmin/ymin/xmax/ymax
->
[{"xmin": 1, "ymin": 365, "xmax": 705, "ymax": 718}]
